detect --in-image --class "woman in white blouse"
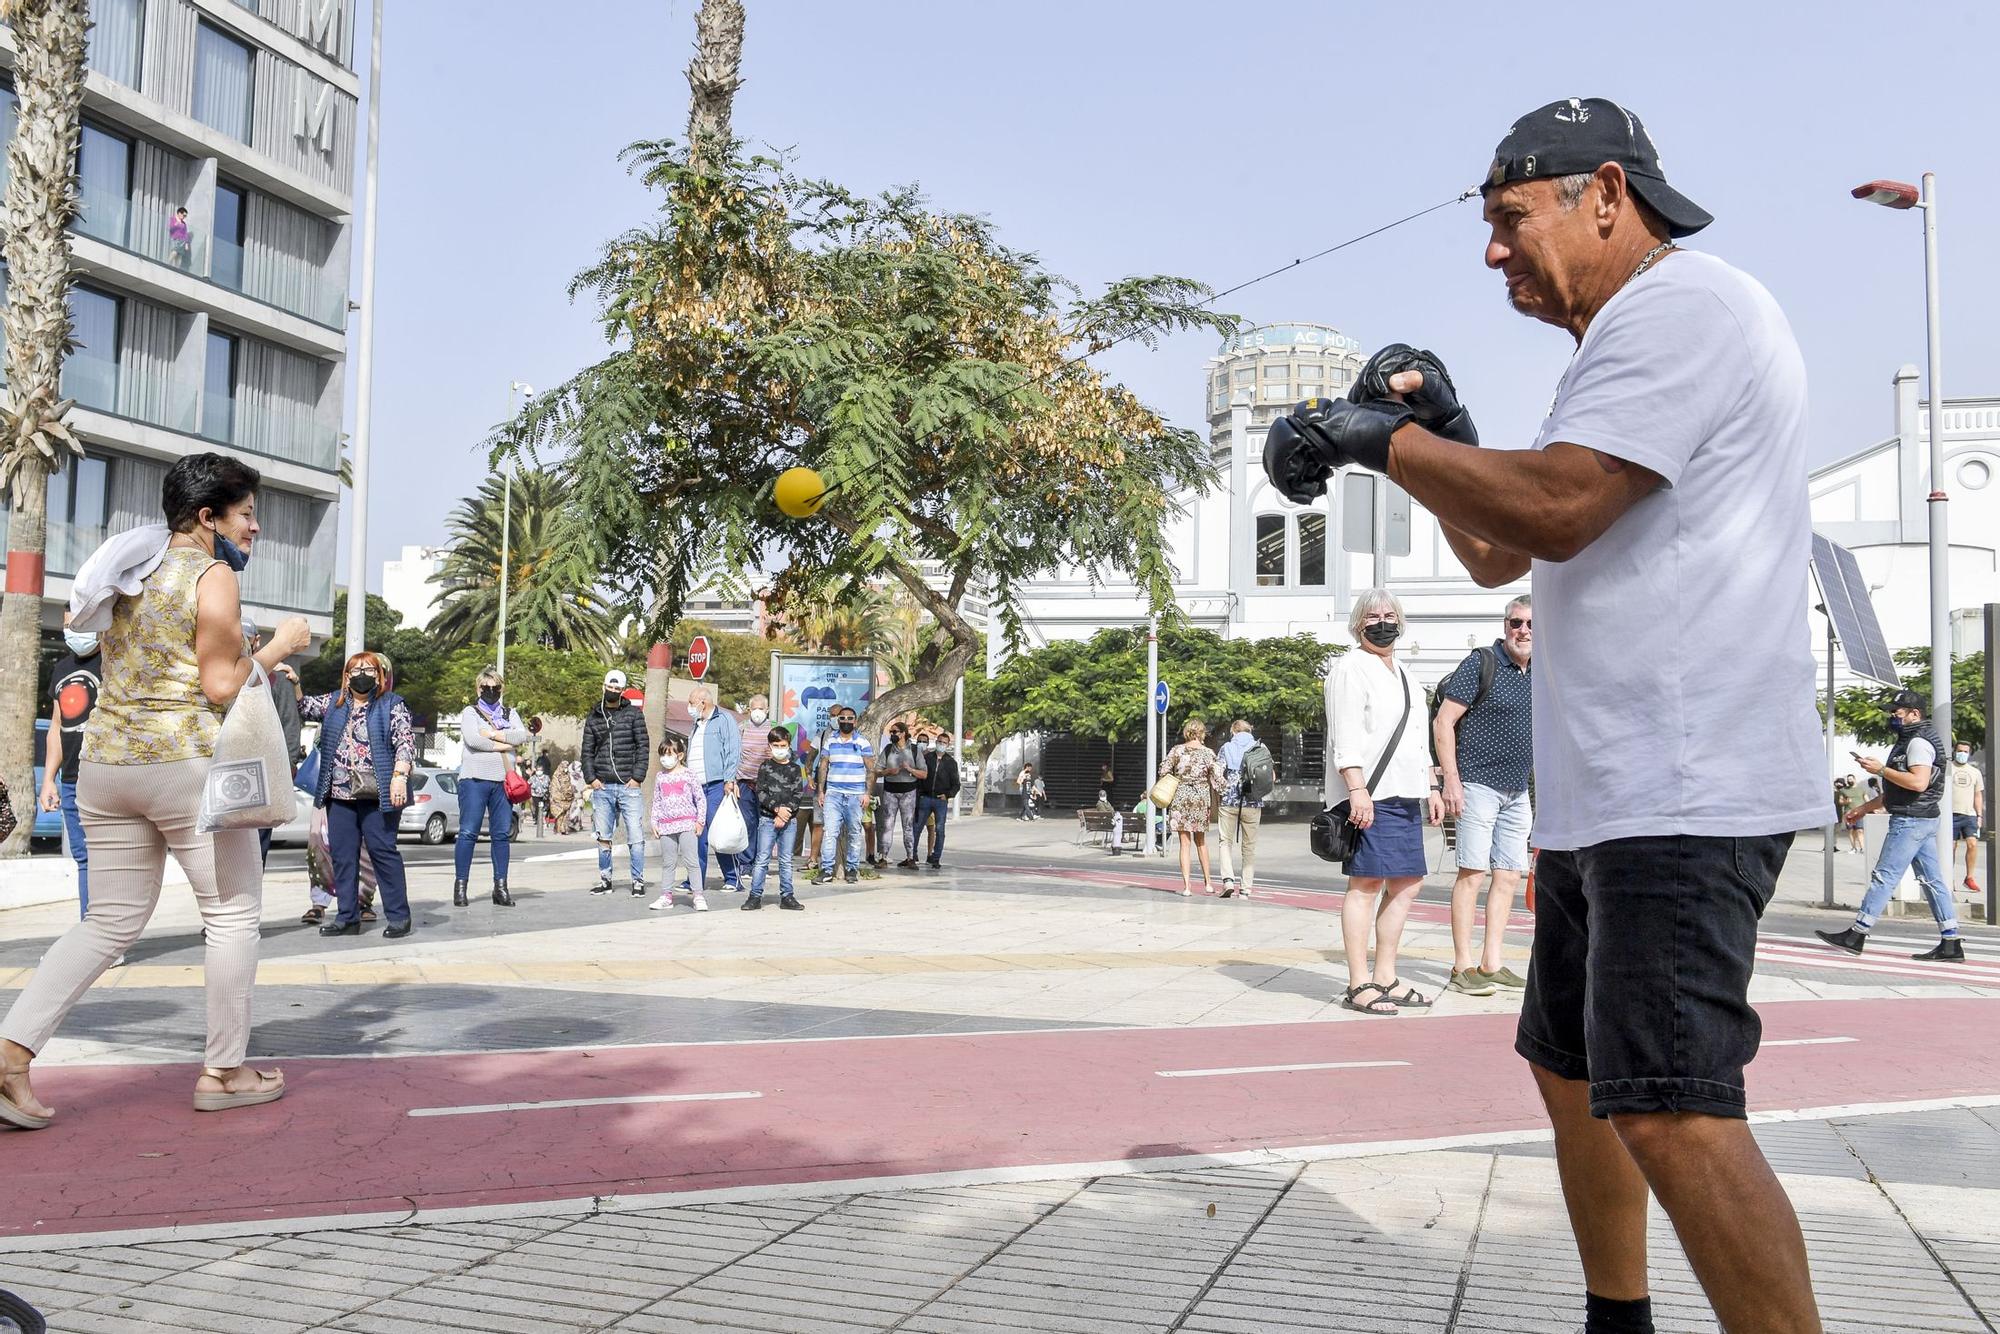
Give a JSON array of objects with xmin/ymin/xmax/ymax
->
[{"xmin": 1325, "ymin": 589, "xmax": 1442, "ymax": 1016}]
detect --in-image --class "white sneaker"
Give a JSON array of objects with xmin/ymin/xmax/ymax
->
[
  {"xmin": 693, "ymin": 894, "xmax": 710, "ymax": 912},
  {"xmin": 648, "ymin": 894, "xmax": 672, "ymax": 911}
]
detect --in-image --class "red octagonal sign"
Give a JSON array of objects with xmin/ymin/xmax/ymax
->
[{"xmin": 687, "ymin": 635, "xmax": 711, "ymax": 681}]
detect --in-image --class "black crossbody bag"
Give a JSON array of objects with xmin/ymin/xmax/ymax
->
[{"xmin": 1310, "ymin": 670, "xmax": 1412, "ymax": 866}]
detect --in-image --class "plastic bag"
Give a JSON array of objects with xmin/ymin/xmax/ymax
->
[
  {"xmin": 707, "ymin": 791, "xmax": 750, "ymax": 855},
  {"xmin": 198, "ymin": 661, "xmax": 299, "ymax": 833}
]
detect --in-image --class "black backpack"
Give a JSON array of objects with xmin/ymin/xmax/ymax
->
[
  {"xmin": 1239, "ymin": 742, "xmax": 1275, "ymax": 803},
  {"xmin": 1429, "ymin": 646, "xmax": 1496, "ymax": 762}
]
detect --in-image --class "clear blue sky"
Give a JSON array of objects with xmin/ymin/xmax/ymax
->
[{"xmin": 341, "ymin": 0, "xmax": 1999, "ymax": 591}]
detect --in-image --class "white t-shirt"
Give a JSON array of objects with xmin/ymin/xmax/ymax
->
[
  {"xmin": 1325, "ymin": 652, "xmax": 1432, "ymax": 803},
  {"xmin": 1529, "ymin": 250, "xmax": 1826, "ymax": 850}
]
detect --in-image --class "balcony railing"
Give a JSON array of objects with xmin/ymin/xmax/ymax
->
[
  {"xmin": 57, "ymin": 357, "xmax": 333, "ymax": 472},
  {"xmin": 211, "ymin": 234, "xmax": 347, "ymax": 329}
]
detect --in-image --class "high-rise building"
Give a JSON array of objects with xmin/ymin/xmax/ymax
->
[
  {"xmin": 381, "ymin": 544, "xmax": 445, "ymax": 632},
  {"xmin": 0, "ymin": 0, "xmax": 357, "ymax": 647}
]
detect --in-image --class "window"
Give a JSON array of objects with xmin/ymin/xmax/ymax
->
[
  {"xmin": 1298, "ymin": 513, "xmax": 1327, "ymax": 586},
  {"xmin": 86, "ymin": 0, "xmax": 144, "ymax": 89},
  {"xmin": 46, "ymin": 455, "xmax": 109, "ymax": 528},
  {"xmin": 1255, "ymin": 514, "xmax": 1286, "ymax": 587},
  {"xmin": 1262, "ymin": 362, "xmax": 1290, "ymax": 380},
  {"xmin": 1261, "ymin": 383, "xmax": 1292, "ymax": 401},
  {"xmin": 1295, "ymin": 364, "xmax": 1323, "ymax": 383},
  {"xmin": 77, "ymin": 122, "xmax": 132, "ymax": 246},
  {"xmin": 193, "ymin": 22, "xmax": 254, "ymax": 142},
  {"xmin": 63, "ymin": 286, "xmax": 120, "ymax": 412},
  {"xmin": 213, "ymin": 181, "xmax": 246, "ymax": 290},
  {"xmin": 1232, "ymin": 367, "xmax": 1253, "ymax": 385},
  {"xmin": 202, "ymin": 329, "xmax": 238, "ymax": 443}
]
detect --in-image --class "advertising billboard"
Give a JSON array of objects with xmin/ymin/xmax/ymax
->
[{"xmin": 770, "ymin": 654, "xmax": 877, "ymax": 743}]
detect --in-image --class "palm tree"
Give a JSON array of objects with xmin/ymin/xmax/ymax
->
[
  {"xmin": 684, "ymin": 0, "xmax": 745, "ymax": 170},
  {"xmin": 0, "ymin": 0, "xmax": 87, "ymax": 856},
  {"xmin": 429, "ymin": 469, "xmax": 623, "ymax": 660}
]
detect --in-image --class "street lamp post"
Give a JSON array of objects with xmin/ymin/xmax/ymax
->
[
  {"xmin": 342, "ymin": 0, "xmax": 384, "ymax": 660},
  {"xmin": 496, "ymin": 380, "xmax": 532, "ymax": 675},
  {"xmin": 1852, "ymin": 174, "xmax": 1952, "ymax": 884}
]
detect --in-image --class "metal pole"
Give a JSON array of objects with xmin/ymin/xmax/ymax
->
[
  {"xmin": 1983, "ymin": 602, "xmax": 1997, "ymax": 927},
  {"xmin": 1824, "ymin": 615, "xmax": 1837, "ymax": 908},
  {"xmin": 1920, "ymin": 173, "xmax": 1953, "ymax": 886},
  {"xmin": 342, "ymin": 0, "xmax": 384, "ymax": 660},
  {"xmin": 1145, "ymin": 616, "xmax": 1159, "ymax": 856},
  {"xmin": 1371, "ymin": 475, "xmax": 1389, "ymax": 589}
]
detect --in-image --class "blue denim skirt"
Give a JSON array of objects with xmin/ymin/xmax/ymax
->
[{"xmin": 1347, "ymin": 796, "xmax": 1427, "ymax": 879}]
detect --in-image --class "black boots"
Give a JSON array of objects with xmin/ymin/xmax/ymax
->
[
  {"xmin": 1814, "ymin": 927, "xmax": 1867, "ymax": 954},
  {"xmin": 453, "ymin": 879, "xmax": 469, "ymax": 907},
  {"xmin": 1913, "ymin": 937, "xmax": 1966, "ymax": 961},
  {"xmin": 493, "ymin": 880, "xmax": 513, "ymax": 907}
]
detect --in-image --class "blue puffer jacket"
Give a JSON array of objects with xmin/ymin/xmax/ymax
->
[{"xmin": 312, "ymin": 691, "xmax": 407, "ymax": 812}]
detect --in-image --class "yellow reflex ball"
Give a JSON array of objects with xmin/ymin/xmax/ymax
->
[{"xmin": 774, "ymin": 466, "xmax": 828, "ymax": 519}]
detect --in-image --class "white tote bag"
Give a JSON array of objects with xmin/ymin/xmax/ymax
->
[
  {"xmin": 707, "ymin": 790, "xmax": 750, "ymax": 855},
  {"xmin": 197, "ymin": 661, "xmax": 299, "ymax": 833}
]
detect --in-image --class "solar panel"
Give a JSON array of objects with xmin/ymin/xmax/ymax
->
[{"xmin": 1810, "ymin": 532, "xmax": 1901, "ymax": 687}]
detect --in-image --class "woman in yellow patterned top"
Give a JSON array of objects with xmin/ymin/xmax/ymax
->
[{"xmin": 1, "ymin": 454, "xmax": 310, "ymax": 1130}]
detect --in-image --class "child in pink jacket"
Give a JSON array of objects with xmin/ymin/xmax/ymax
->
[{"xmin": 649, "ymin": 734, "xmax": 707, "ymax": 911}]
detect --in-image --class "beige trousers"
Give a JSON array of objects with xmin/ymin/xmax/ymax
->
[
  {"xmin": 1, "ymin": 758, "xmax": 264, "ymax": 1068},
  {"xmin": 1216, "ymin": 804, "xmax": 1263, "ymax": 888}
]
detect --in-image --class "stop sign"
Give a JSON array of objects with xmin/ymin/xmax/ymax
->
[{"xmin": 687, "ymin": 635, "xmax": 711, "ymax": 681}]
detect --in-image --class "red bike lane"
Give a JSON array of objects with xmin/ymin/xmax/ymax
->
[{"xmin": 2, "ymin": 996, "xmax": 1993, "ymax": 1243}]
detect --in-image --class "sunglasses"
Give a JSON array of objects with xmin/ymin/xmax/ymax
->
[{"xmin": 1507, "ymin": 618, "xmax": 1533, "ymax": 630}]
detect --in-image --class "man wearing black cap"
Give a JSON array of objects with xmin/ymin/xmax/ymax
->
[
  {"xmin": 1262, "ymin": 98, "xmax": 1826, "ymax": 1331},
  {"xmin": 1818, "ymin": 690, "xmax": 1963, "ymax": 960}
]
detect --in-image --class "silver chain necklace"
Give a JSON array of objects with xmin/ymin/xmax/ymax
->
[{"xmin": 1623, "ymin": 240, "xmax": 1677, "ymax": 291}]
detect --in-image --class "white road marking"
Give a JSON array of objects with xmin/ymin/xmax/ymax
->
[
  {"xmin": 1764, "ymin": 1037, "xmax": 1858, "ymax": 1047},
  {"xmin": 1156, "ymin": 1060, "xmax": 1410, "ymax": 1079},
  {"xmin": 408, "ymin": 1091, "xmax": 760, "ymax": 1118}
]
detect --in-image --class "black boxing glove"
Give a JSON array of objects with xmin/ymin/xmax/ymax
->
[
  {"xmin": 1349, "ymin": 343, "xmax": 1478, "ymax": 447},
  {"xmin": 1262, "ymin": 395, "xmax": 1412, "ymax": 504}
]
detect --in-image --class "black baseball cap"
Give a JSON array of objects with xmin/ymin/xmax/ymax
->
[
  {"xmin": 1891, "ymin": 690, "xmax": 1927, "ymax": 713},
  {"xmin": 1483, "ymin": 97, "xmax": 1712, "ymax": 238}
]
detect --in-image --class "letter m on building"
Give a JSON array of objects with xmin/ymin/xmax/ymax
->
[
  {"xmin": 293, "ymin": 80, "xmax": 335, "ymax": 153},
  {"xmin": 300, "ymin": 0, "xmax": 341, "ymax": 55}
]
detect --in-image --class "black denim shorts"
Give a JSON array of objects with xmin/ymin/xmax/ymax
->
[{"xmin": 1516, "ymin": 832, "xmax": 1793, "ymax": 1119}]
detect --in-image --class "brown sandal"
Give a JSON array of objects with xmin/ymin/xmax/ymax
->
[
  {"xmin": 300, "ymin": 906, "xmax": 326, "ymax": 925},
  {"xmin": 193, "ymin": 1067, "xmax": 285, "ymax": 1113}
]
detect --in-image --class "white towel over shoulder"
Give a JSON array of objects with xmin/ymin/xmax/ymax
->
[{"xmin": 65, "ymin": 523, "xmax": 172, "ymax": 631}]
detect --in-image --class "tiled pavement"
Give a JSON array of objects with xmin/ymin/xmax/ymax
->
[{"xmin": 8, "ymin": 1107, "xmax": 1999, "ymax": 1332}]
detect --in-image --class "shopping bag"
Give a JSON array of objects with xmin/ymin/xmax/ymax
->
[
  {"xmin": 708, "ymin": 791, "xmax": 750, "ymax": 855},
  {"xmin": 197, "ymin": 661, "xmax": 299, "ymax": 833}
]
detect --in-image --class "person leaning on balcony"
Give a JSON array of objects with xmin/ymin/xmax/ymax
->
[
  {"xmin": 168, "ymin": 206, "xmax": 192, "ymax": 269},
  {"xmin": 2, "ymin": 452, "xmax": 311, "ymax": 1128}
]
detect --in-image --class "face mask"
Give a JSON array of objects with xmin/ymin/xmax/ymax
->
[
  {"xmin": 348, "ymin": 672, "xmax": 377, "ymax": 696},
  {"xmin": 479, "ymin": 687, "xmax": 502, "ymax": 705},
  {"xmin": 771, "ymin": 746, "xmax": 791, "ymax": 763},
  {"xmin": 1958, "ymin": 752, "xmax": 1972, "ymax": 764},
  {"xmin": 750, "ymin": 709, "xmax": 768, "ymax": 725},
  {"xmin": 1362, "ymin": 621, "xmax": 1402, "ymax": 647},
  {"xmin": 63, "ymin": 628, "xmax": 99, "ymax": 657},
  {"xmin": 838, "ymin": 719, "xmax": 855, "ymax": 734},
  {"xmin": 604, "ymin": 691, "xmax": 623, "ymax": 708},
  {"xmin": 662, "ymin": 754, "xmax": 681, "ymax": 769},
  {"xmin": 212, "ymin": 530, "xmax": 250, "ymax": 572}
]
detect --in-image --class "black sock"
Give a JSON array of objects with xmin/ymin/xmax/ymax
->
[{"xmin": 1585, "ymin": 1292, "xmax": 1654, "ymax": 1333}]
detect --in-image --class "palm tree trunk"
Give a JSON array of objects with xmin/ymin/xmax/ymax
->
[
  {"xmin": 0, "ymin": 0, "xmax": 88, "ymax": 857},
  {"xmin": 684, "ymin": 0, "xmax": 746, "ymax": 170}
]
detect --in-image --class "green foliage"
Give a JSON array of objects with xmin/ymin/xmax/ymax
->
[
  {"xmin": 409, "ymin": 641, "xmax": 631, "ymax": 725},
  {"xmin": 429, "ymin": 468, "xmax": 623, "ymax": 660},
  {"xmin": 505, "ymin": 138, "xmax": 1237, "ymax": 728},
  {"xmin": 300, "ymin": 592, "xmax": 410, "ymax": 695},
  {"xmin": 981, "ymin": 627, "xmax": 1340, "ymax": 745},
  {"xmin": 664, "ymin": 619, "xmax": 802, "ymax": 707},
  {"xmin": 1832, "ymin": 649, "xmax": 1986, "ymax": 749}
]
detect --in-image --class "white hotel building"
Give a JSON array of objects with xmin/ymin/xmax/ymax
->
[{"xmin": 0, "ymin": 0, "xmax": 357, "ymax": 645}]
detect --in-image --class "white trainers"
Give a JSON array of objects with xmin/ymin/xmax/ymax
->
[
  {"xmin": 648, "ymin": 894, "xmax": 672, "ymax": 911},
  {"xmin": 693, "ymin": 894, "xmax": 710, "ymax": 912}
]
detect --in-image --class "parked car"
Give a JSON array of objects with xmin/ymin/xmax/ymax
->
[{"xmin": 266, "ymin": 767, "xmax": 519, "ymax": 847}]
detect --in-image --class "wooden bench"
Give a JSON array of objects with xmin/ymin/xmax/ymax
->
[{"xmin": 1076, "ymin": 809, "xmax": 1115, "ymax": 846}]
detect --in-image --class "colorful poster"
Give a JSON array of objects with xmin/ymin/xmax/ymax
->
[{"xmin": 770, "ymin": 654, "xmax": 876, "ymax": 745}]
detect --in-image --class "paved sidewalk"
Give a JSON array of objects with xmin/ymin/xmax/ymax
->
[{"xmin": 8, "ymin": 1105, "xmax": 1998, "ymax": 1332}]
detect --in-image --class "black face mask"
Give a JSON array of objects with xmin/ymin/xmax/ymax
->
[
  {"xmin": 1361, "ymin": 622, "xmax": 1402, "ymax": 647},
  {"xmin": 348, "ymin": 672, "xmax": 377, "ymax": 696},
  {"xmin": 838, "ymin": 719, "xmax": 856, "ymax": 734},
  {"xmin": 603, "ymin": 691, "xmax": 623, "ymax": 708},
  {"xmin": 478, "ymin": 687, "xmax": 502, "ymax": 705}
]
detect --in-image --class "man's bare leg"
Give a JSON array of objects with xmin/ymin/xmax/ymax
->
[
  {"xmin": 1611, "ymin": 1110, "xmax": 1821, "ymax": 1332},
  {"xmin": 1533, "ymin": 1065, "xmax": 1650, "ymax": 1301},
  {"xmin": 1449, "ymin": 868, "xmax": 1487, "ymax": 972},
  {"xmin": 1481, "ymin": 868, "xmax": 1521, "ymax": 973}
]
